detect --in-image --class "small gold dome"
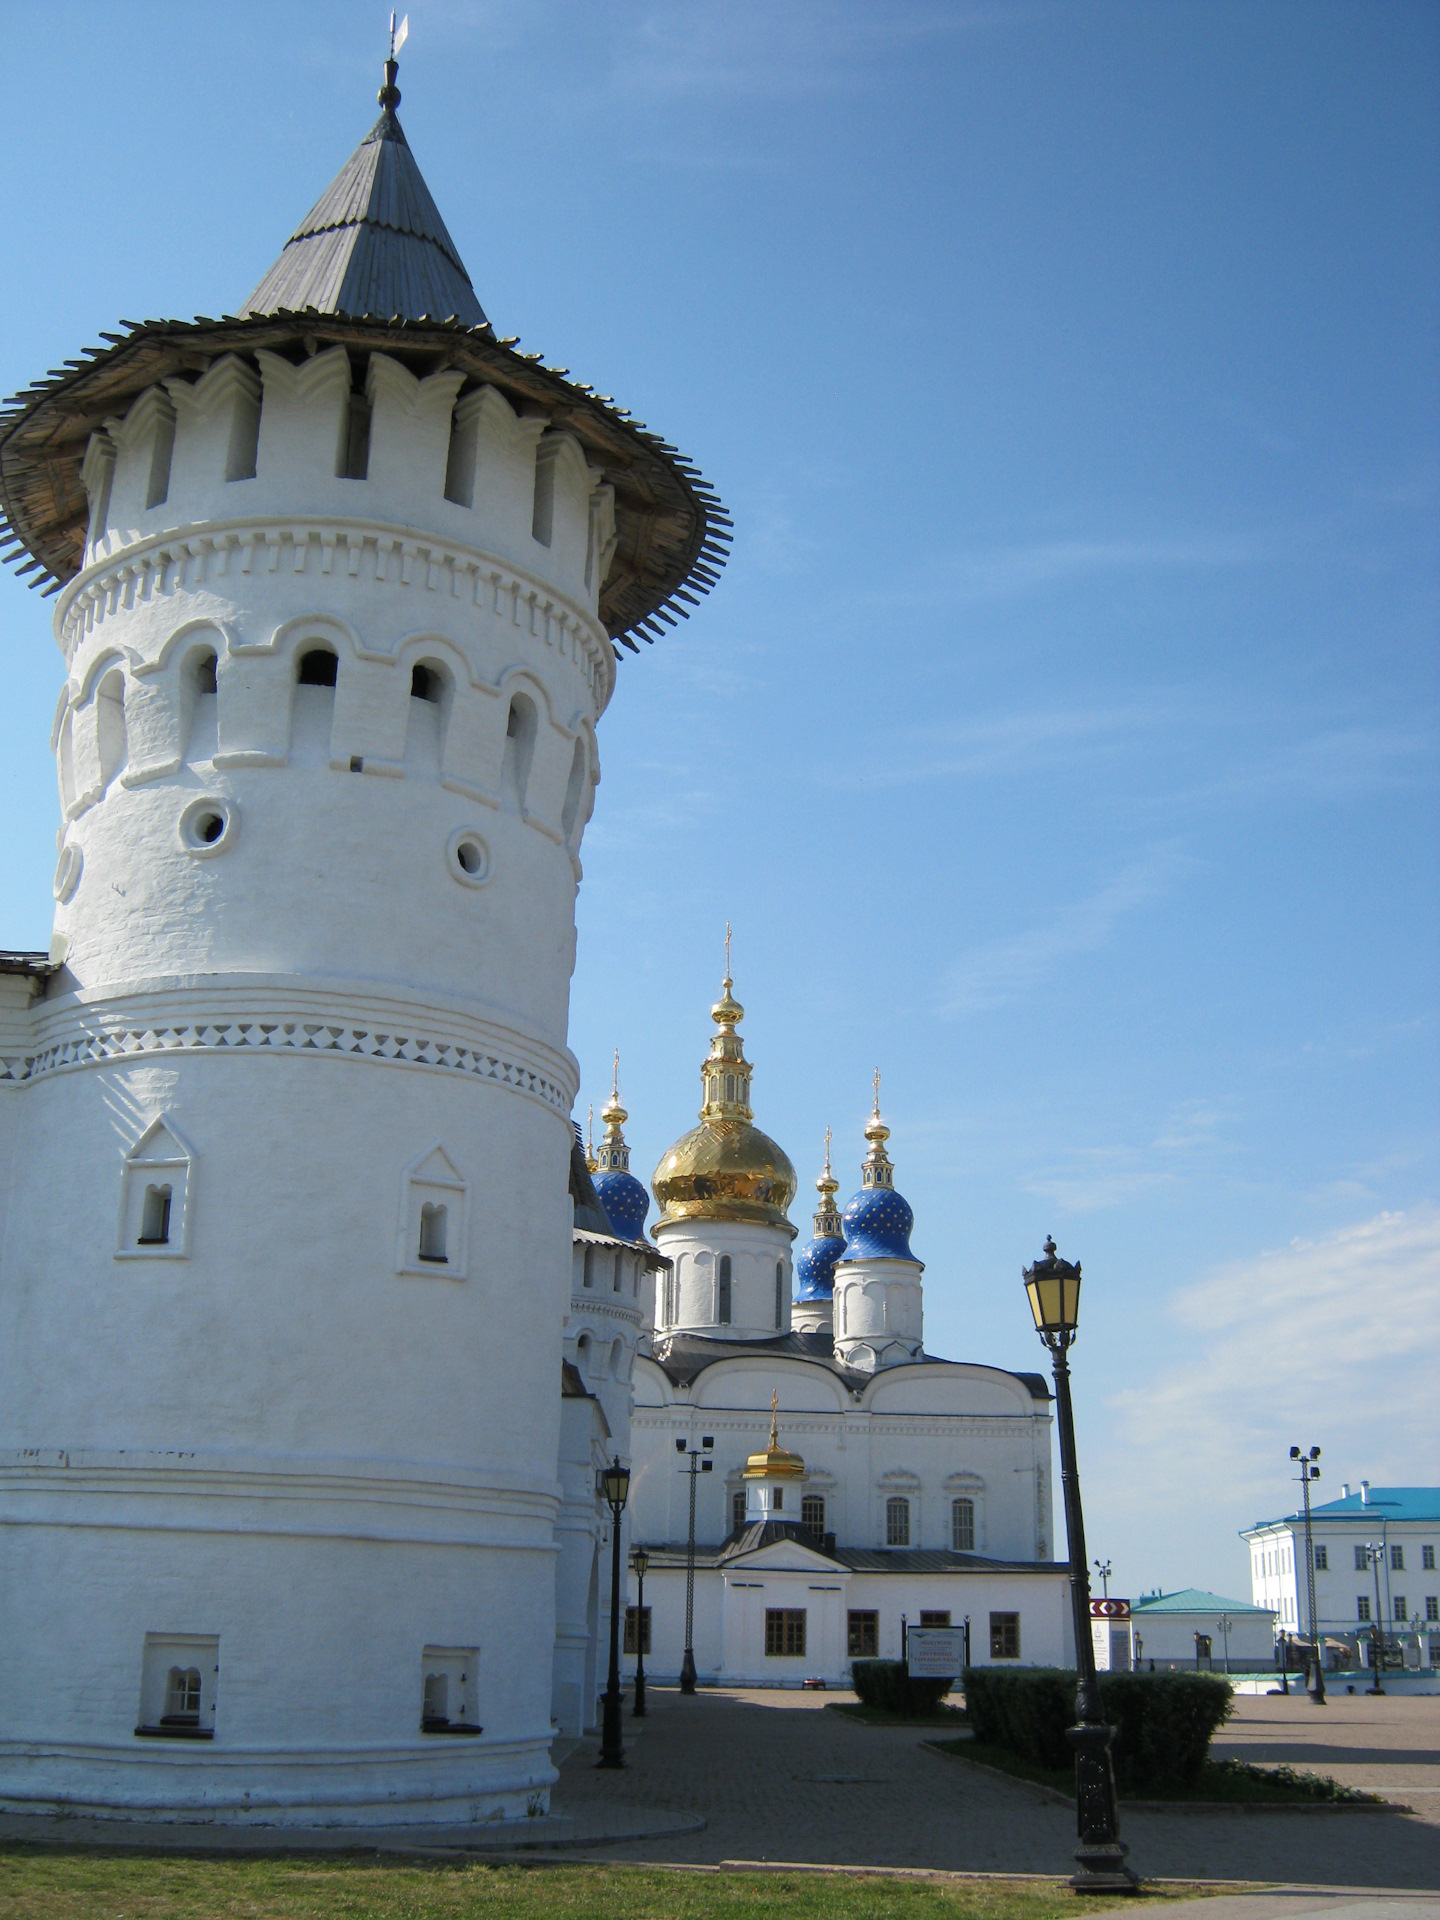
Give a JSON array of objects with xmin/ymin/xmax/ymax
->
[
  {"xmin": 743, "ymin": 1394, "xmax": 806, "ymax": 1479},
  {"xmin": 651, "ymin": 936, "xmax": 797, "ymax": 1231}
]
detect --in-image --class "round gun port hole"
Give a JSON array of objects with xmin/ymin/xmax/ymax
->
[
  {"xmin": 456, "ymin": 840, "xmax": 483, "ymax": 875},
  {"xmin": 197, "ymin": 813, "xmax": 225, "ymax": 845}
]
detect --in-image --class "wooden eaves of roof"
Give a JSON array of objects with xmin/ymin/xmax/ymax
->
[{"xmin": 0, "ymin": 312, "xmax": 731, "ymax": 657}]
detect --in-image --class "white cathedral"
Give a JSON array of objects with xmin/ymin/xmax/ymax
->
[{"xmin": 0, "ymin": 53, "xmax": 1070, "ymax": 1831}]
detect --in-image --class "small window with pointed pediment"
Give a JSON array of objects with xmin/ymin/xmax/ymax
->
[
  {"xmin": 398, "ymin": 1145, "xmax": 468, "ymax": 1280},
  {"xmin": 117, "ymin": 1116, "xmax": 194, "ymax": 1260}
]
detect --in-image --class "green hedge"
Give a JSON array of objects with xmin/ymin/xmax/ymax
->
[
  {"xmin": 962, "ymin": 1668, "xmax": 1233, "ymax": 1793},
  {"xmin": 851, "ymin": 1659, "xmax": 954, "ymax": 1717}
]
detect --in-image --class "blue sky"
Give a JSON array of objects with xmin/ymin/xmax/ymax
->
[{"xmin": 1, "ymin": 1, "xmax": 1436, "ymax": 1599}]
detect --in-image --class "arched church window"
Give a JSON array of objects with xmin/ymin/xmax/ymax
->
[
  {"xmin": 886, "ymin": 1496, "xmax": 910, "ymax": 1547},
  {"xmin": 418, "ymin": 1203, "xmax": 448, "ymax": 1264},
  {"xmin": 716, "ymin": 1255, "xmax": 732, "ymax": 1326},
  {"xmin": 802, "ymin": 1495, "xmax": 825, "ymax": 1542},
  {"xmin": 725, "ymin": 1074, "xmax": 735, "ymax": 1102},
  {"xmin": 576, "ymin": 1334, "xmax": 591, "ymax": 1376},
  {"xmin": 501, "ymin": 693, "xmax": 537, "ymax": 810},
  {"xmin": 775, "ymin": 1261, "xmax": 784, "ymax": 1329},
  {"xmin": 732, "ymin": 1490, "xmax": 746, "ymax": 1533},
  {"xmin": 952, "ymin": 1497, "xmax": 975, "ymax": 1552},
  {"xmin": 583, "ymin": 1246, "xmax": 595, "ymax": 1289},
  {"xmin": 609, "ymin": 1337, "xmax": 623, "ymax": 1377}
]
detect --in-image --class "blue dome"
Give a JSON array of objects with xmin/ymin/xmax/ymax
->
[
  {"xmin": 594, "ymin": 1167, "xmax": 650, "ymax": 1245},
  {"xmin": 795, "ymin": 1229, "xmax": 844, "ymax": 1301},
  {"xmin": 838, "ymin": 1184, "xmax": 916, "ymax": 1263}
]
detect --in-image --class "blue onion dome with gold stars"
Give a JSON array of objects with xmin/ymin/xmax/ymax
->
[
  {"xmin": 795, "ymin": 1129, "xmax": 846, "ymax": 1301},
  {"xmin": 591, "ymin": 1055, "xmax": 650, "ymax": 1245},
  {"xmin": 651, "ymin": 935, "xmax": 798, "ymax": 1233},
  {"xmin": 838, "ymin": 1076, "xmax": 919, "ymax": 1263}
]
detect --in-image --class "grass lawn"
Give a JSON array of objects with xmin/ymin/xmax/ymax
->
[
  {"xmin": 0, "ymin": 1853, "xmax": 1196, "ymax": 1919},
  {"xmin": 927, "ymin": 1741, "xmax": 1386, "ymax": 1807}
]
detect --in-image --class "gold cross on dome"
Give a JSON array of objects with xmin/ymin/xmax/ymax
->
[
  {"xmin": 873, "ymin": 1066, "xmax": 881, "ymax": 1115},
  {"xmin": 724, "ymin": 921, "xmax": 732, "ymax": 980}
]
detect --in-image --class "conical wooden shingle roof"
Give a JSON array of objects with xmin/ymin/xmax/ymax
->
[{"xmin": 241, "ymin": 103, "xmax": 485, "ymax": 324}]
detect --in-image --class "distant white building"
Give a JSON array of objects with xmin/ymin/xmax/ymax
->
[
  {"xmin": 1129, "ymin": 1589, "xmax": 1276, "ymax": 1674},
  {"xmin": 1241, "ymin": 1484, "xmax": 1440, "ymax": 1670}
]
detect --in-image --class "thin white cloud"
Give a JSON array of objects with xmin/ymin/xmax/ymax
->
[
  {"xmin": 1023, "ymin": 1100, "xmax": 1234, "ymax": 1214},
  {"xmin": 1100, "ymin": 1210, "xmax": 1440, "ymax": 1565},
  {"xmin": 885, "ymin": 531, "xmax": 1260, "ymax": 610},
  {"xmin": 940, "ymin": 848, "xmax": 1184, "ymax": 1017}
]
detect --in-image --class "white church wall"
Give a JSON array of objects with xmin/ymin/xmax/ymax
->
[{"xmin": 651, "ymin": 1218, "xmax": 794, "ymax": 1339}]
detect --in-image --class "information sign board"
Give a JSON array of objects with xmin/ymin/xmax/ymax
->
[{"xmin": 905, "ymin": 1627, "xmax": 965, "ymax": 1677}]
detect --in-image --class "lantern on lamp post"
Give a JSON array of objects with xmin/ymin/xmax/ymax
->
[{"xmin": 1024, "ymin": 1236, "xmax": 1139, "ymax": 1894}]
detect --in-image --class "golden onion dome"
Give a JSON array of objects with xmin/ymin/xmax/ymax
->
[
  {"xmin": 744, "ymin": 1394, "xmax": 806, "ymax": 1479},
  {"xmin": 651, "ymin": 932, "xmax": 798, "ymax": 1232}
]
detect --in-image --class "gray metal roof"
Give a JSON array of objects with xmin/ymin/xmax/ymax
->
[
  {"xmin": 648, "ymin": 1330, "xmax": 1051, "ymax": 1403},
  {"xmin": 241, "ymin": 106, "xmax": 485, "ymax": 325}
]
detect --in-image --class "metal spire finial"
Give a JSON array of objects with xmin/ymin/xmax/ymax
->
[
  {"xmin": 724, "ymin": 921, "xmax": 732, "ymax": 984},
  {"xmin": 611, "ymin": 1048, "xmax": 620, "ymax": 1102},
  {"xmin": 824, "ymin": 1125, "xmax": 833, "ymax": 1179},
  {"xmin": 769, "ymin": 1389, "xmax": 780, "ymax": 1450},
  {"xmin": 872, "ymin": 1067, "xmax": 881, "ymax": 1118},
  {"xmin": 379, "ymin": 11, "xmax": 407, "ymax": 108}
]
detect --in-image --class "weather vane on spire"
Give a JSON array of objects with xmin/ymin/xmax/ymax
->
[{"xmin": 380, "ymin": 11, "xmax": 407, "ymax": 108}]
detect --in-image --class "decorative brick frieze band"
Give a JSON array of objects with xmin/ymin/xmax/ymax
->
[{"xmin": 0, "ymin": 1014, "xmax": 571, "ymax": 1112}]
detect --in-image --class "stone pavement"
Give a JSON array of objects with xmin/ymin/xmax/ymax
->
[{"xmin": 550, "ymin": 1687, "xmax": 1440, "ymax": 1888}]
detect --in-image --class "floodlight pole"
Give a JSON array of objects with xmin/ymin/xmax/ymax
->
[
  {"xmin": 1291, "ymin": 1446, "xmax": 1325, "ymax": 1705},
  {"xmin": 677, "ymin": 1436, "xmax": 713, "ymax": 1694}
]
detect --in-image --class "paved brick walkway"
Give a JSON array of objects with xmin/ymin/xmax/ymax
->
[{"xmin": 551, "ymin": 1687, "xmax": 1440, "ymax": 1888}]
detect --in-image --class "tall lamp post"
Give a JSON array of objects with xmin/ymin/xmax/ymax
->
[
  {"xmin": 1094, "ymin": 1560, "xmax": 1112, "ymax": 1600},
  {"xmin": 597, "ymin": 1457, "xmax": 631, "ymax": 1769},
  {"xmin": 1024, "ymin": 1236, "xmax": 1139, "ymax": 1894},
  {"xmin": 630, "ymin": 1546, "xmax": 649, "ymax": 1718},
  {"xmin": 1290, "ymin": 1445, "xmax": 1325, "ymax": 1705},
  {"xmin": 1217, "ymin": 1613, "xmax": 1232, "ymax": 1677},
  {"xmin": 1364, "ymin": 1543, "xmax": 1385, "ymax": 1695},
  {"xmin": 676, "ymin": 1435, "xmax": 713, "ymax": 1694}
]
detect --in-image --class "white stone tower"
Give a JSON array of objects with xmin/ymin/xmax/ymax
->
[{"xmin": 0, "ymin": 50, "xmax": 726, "ymax": 1826}]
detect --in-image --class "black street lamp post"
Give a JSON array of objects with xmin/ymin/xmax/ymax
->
[
  {"xmin": 1023, "ymin": 1236, "xmax": 1139, "ymax": 1894},
  {"xmin": 630, "ymin": 1546, "xmax": 649, "ymax": 1718},
  {"xmin": 597, "ymin": 1456, "xmax": 631, "ymax": 1769},
  {"xmin": 1290, "ymin": 1446, "xmax": 1325, "ymax": 1705},
  {"xmin": 1094, "ymin": 1560, "xmax": 1112, "ymax": 1600},
  {"xmin": 675, "ymin": 1435, "xmax": 713, "ymax": 1694}
]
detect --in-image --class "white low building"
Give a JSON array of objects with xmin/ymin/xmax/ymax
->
[{"xmin": 1128, "ymin": 1589, "xmax": 1276, "ymax": 1674}]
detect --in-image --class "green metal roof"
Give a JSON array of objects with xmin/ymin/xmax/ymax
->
[{"xmin": 1132, "ymin": 1587, "xmax": 1271, "ymax": 1615}]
